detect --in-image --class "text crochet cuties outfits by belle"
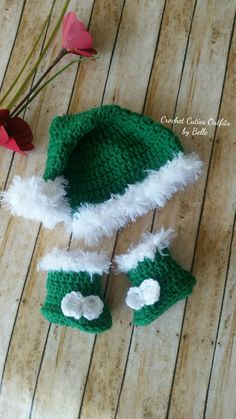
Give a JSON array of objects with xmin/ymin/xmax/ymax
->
[{"xmin": 2, "ymin": 105, "xmax": 203, "ymax": 332}]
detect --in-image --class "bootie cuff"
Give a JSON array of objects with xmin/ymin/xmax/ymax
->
[{"xmin": 38, "ymin": 249, "xmax": 112, "ymax": 333}]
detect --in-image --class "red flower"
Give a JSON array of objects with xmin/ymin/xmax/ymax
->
[
  {"xmin": 62, "ymin": 12, "xmax": 97, "ymax": 57},
  {"xmin": 0, "ymin": 109, "xmax": 34, "ymax": 156}
]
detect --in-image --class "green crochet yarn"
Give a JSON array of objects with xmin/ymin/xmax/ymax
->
[
  {"xmin": 129, "ymin": 250, "xmax": 196, "ymax": 326},
  {"xmin": 42, "ymin": 271, "xmax": 112, "ymax": 333},
  {"xmin": 3, "ymin": 104, "xmax": 202, "ymax": 245},
  {"xmin": 116, "ymin": 229, "xmax": 196, "ymax": 326},
  {"xmin": 43, "ymin": 105, "xmax": 183, "ymax": 209}
]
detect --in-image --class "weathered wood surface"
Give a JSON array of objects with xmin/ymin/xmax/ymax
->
[{"xmin": 0, "ymin": 0, "xmax": 235, "ymax": 418}]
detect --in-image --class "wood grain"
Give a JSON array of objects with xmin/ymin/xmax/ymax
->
[
  {"xmin": 114, "ymin": 1, "xmax": 236, "ymax": 417},
  {"xmin": 31, "ymin": 1, "xmax": 126, "ymax": 418},
  {"xmin": 0, "ymin": 0, "xmax": 54, "ymax": 188},
  {"xmin": 0, "ymin": 0, "xmax": 55, "ymax": 382},
  {"xmin": 0, "ymin": 0, "xmax": 24, "ymax": 88},
  {"xmin": 205, "ymin": 220, "xmax": 236, "ymax": 419},
  {"xmin": 0, "ymin": 1, "xmax": 93, "ymax": 417},
  {"xmin": 79, "ymin": 1, "xmax": 167, "ymax": 417},
  {"xmin": 168, "ymin": 9, "xmax": 236, "ymax": 418}
]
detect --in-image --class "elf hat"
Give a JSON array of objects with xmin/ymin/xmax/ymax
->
[{"xmin": 2, "ymin": 105, "xmax": 203, "ymax": 245}]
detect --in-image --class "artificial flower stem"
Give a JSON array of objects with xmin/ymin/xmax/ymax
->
[
  {"xmin": 13, "ymin": 56, "xmax": 98, "ymax": 117},
  {"xmin": 0, "ymin": 0, "xmax": 56, "ymax": 107},
  {"xmin": 6, "ymin": 0, "xmax": 71, "ymax": 111},
  {"xmin": 10, "ymin": 49, "xmax": 67, "ymax": 117}
]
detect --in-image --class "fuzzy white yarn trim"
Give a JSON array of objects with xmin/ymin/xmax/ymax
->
[
  {"xmin": 1, "ymin": 152, "xmax": 202, "ymax": 241},
  {"xmin": 37, "ymin": 248, "xmax": 111, "ymax": 276},
  {"xmin": 115, "ymin": 228, "xmax": 176, "ymax": 272},
  {"xmin": 61, "ymin": 291, "xmax": 104, "ymax": 321},
  {"xmin": 71, "ymin": 152, "xmax": 203, "ymax": 245},
  {"xmin": 126, "ymin": 279, "xmax": 161, "ymax": 310},
  {"xmin": 1, "ymin": 175, "xmax": 71, "ymax": 229}
]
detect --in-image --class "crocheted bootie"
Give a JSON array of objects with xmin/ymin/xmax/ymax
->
[
  {"xmin": 38, "ymin": 249, "xmax": 112, "ymax": 333},
  {"xmin": 115, "ymin": 228, "xmax": 196, "ymax": 326}
]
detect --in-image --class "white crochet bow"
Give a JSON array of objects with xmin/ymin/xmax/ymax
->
[
  {"xmin": 61, "ymin": 291, "xmax": 104, "ymax": 321},
  {"xmin": 126, "ymin": 278, "xmax": 161, "ymax": 310}
]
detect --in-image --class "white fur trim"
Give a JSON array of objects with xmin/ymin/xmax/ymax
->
[
  {"xmin": 1, "ymin": 152, "xmax": 202, "ymax": 242},
  {"xmin": 1, "ymin": 176, "xmax": 71, "ymax": 229},
  {"xmin": 126, "ymin": 279, "xmax": 161, "ymax": 310},
  {"xmin": 71, "ymin": 152, "xmax": 203, "ymax": 245},
  {"xmin": 115, "ymin": 228, "xmax": 176, "ymax": 272},
  {"xmin": 61, "ymin": 291, "xmax": 104, "ymax": 321},
  {"xmin": 37, "ymin": 248, "xmax": 111, "ymax": 275}
]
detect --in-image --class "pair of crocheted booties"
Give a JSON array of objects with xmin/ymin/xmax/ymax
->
[
  {"xmin": 2, "ymin": 105, "xmax": 202, "ymax": 334},
  {"xmin": 37, "ymin": 228, "xmax": 195, "ymax": 333}
]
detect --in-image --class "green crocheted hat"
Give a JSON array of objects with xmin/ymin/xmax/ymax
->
[
  {"xmin": 115, "ymin": 228, "xmax": 196, "ymax": 326},
  {"xmin": 3, "ymin": 105, "xmax": 202, "ymax": 244},
  {"xmin": 38, "ymin": 249, "xmax": 112, "ymax": 333}
]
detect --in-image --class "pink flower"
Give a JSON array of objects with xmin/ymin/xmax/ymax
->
[
  {"xmin": 62, "ymin": 12, "xmax": 97, "ymax": 57},
  {"xmin": 0, "ymin": 109, "xmax": 34, "ymax": 156}
]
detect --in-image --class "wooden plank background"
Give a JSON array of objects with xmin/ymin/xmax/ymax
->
[{"xmin": 0, "ymin": 0, "xmax": 235, "ymax": 418}]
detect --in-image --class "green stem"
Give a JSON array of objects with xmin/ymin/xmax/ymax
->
[
  {"xmin": 6, "ymin": 0, "xmax": 71, "ymax": 110},
  {"xmin": 0, "ymin": 0, "xmax": 56, "ymax": 107},
  {"xmin": 10, "ymin": 48, "xmax": 67, "ymax": 117},
  {"xmin": 13, "ymin": 56, "xmax": 98, "ymax": 117}
]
